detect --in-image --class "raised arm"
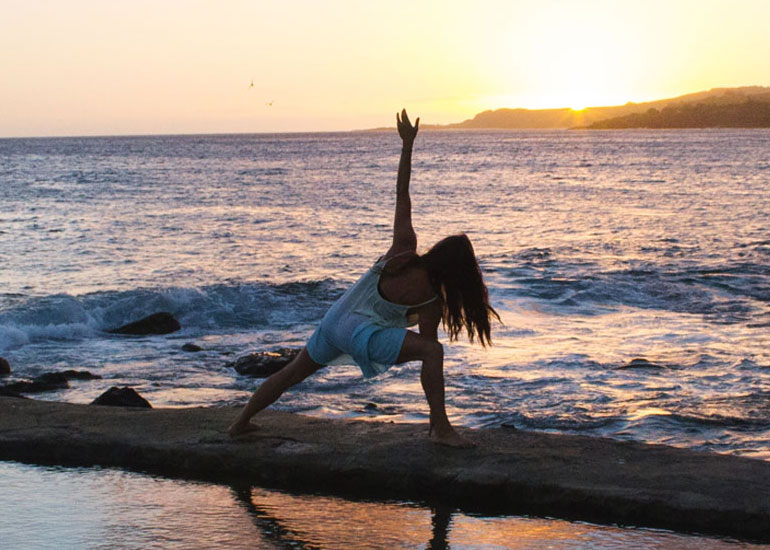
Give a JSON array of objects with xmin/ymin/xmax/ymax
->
[{"xmin": 386, "ymin": 109, "xmax": 420, "ymax": 258}]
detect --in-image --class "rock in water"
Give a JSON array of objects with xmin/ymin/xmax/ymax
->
[
  {"xmin": 108, "ymin": 312, "xmax": 181, "ymax": 335},
  {"xmin": 58, "ymin": 370, "xmax": 102, "ymax": 381},
  {"xmin": 91, "ymin": 387, "xmax": 152, "ymax": 408},
  {"xmin": 618, "ymin": 357, "xmax": 665, "ymax": 370},
  {"xmin": 182, "ymin": 343, "xmax": 203, "ymax": 352},
  {"xmin": 227, "ymin": 348, "xmax": 300, "ymax": 378},
  {"xmin": 0, "ymin": 357, "xmax": 10, "ymax": 375},
  {"xmin": 3, "ymin": 375, "xmax": 69, "ymax": 394},
  {"xmin": 0, "ymin": 370, "xmax": 102, "ymax": 394},
  {"xmin": 0, "ymin": 387, "xmax": 24, "ymax": 398}
]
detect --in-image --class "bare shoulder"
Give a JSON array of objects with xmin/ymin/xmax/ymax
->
[
  {"xmin": 379, "ymin": 254, "xmax": 436, "ymax": 305},
  {"xmin": 381, "ymin": 249, "xmax": 418, "ymax": 271},
  {"xmin": 403, "ymin": 264, "xmax": 436, "ymax": 303}
]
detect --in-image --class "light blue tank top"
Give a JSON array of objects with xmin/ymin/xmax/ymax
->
[
  {"xmin": 321, "ymin": 256, "xmax": 437, "ymax": 376},
  {"xmin": 340, "ymin": 258, "xmax": 436, "ymax": 326}
]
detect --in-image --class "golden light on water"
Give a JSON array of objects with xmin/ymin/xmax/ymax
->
[{"xmin": 629, "ymin": 407, "xmax": 673, "ymax": 421}]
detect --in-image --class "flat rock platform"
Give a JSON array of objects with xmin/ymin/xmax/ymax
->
[{"xmin": 1, "ymin": 396, "xmax": 769, "ymax": 541}]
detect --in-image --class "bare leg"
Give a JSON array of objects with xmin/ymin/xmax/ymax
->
[
  {"xmin": 228, "ymin": 348, "xmax": 324, "ymax": 437},
  {"xmin": 396, "ymin": 331, "xmax": 474, "ymax": 448}
]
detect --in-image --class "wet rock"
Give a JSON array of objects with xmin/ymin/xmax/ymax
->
[
  {"xmin": 108, "ymin": 312, "xmax": 181, "ymax": 335},
  {"xmin": 618, "ymin": 358, "xmax": 665, "ymax": 370},
  {"xmin": 57, "ymin": 370, "xmax": 102, "ymax": 381},
  {"xmin": 364, "ymin": 402, "xmax": 378, "ymax": 411},
  {"xmin": 0, "ymin": 370, "xmax": 102, "ymax": 394},
  {"xmin": 0, "ymin": 357, "xmax": 10, "ymax": 375},
  {"xmin": 227, "ymin": 348, "xmax": 300, "ymax": 378},
  {"xmin": 0, "ymin": 387, "xmax": 25, "ymax": 398},
  {"xmin": 91, "ymin": 387, "xmax": 152, "ymax": 408},
  {"xmin": 5, "ymin": 373, "xmax": 66, "ymax": 394},
  {"xmin": 3, "ymin": 377, "xmax": 69, "ymax": 394},
  {"xmin": 182, "ymin": 343, "xmax": 203, "ymax": 352}
]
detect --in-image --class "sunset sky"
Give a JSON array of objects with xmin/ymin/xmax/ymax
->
[{"xmin": 2, "ymin": 0, "xmax": 770, "ymax": 137}]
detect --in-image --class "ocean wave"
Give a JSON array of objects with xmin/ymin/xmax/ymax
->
[
  {"xmin": 498, "ymin": 408, "xmax": 770, "ymax": 435},
  {"xmin": 0, "ymin": 280, "xmax": 343, "ymax": 351},
  {"xmin": 501, "ymin": 412, "xmax": 622, "ymax": 432},
  {"xmin": 492, "ymin": 251, "xmax": 770, "ymax": 321}
]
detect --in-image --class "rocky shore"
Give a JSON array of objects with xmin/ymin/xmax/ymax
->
[{"xmin": 1, "ymin": 396, "xmax": 769, "ymax": 541}]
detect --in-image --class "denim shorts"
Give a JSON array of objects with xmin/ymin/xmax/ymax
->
[{"xmin": 306, "ymin": 322, "xmax": 407, "ymax": 378}]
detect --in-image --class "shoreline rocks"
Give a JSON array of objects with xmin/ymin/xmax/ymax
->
[
  {"xmin": 108, "ymin": 312, "xmax": 181, "ymax": 335},
  {"xmin": 0, "ymin": 370, "xmax": 101, "ymax": 395},
  {"xmin": 0, "ymin": 387, "xmax": 24, "ymax": 398},
  {"xmin": 90, "ymin": 387, "xmax": 152, "ymax": 408},
  {"xmin": 227, "ymin": 348, "xmax": 300, "ymax": 378},
  {"xmin": 0, "ymin": 357, "xmax": 10, "ymax": 375}
]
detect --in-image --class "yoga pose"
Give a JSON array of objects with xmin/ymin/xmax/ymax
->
[{"xmin": 229, "ymin": 109, "xmax": 499, "ymax": 447}]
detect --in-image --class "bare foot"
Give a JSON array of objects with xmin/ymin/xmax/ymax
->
[
  {"xmin": 228, "ymin": 421, "xmax": 260, "ymax": 438},
  {"xmin": 430, "ymin": 428, "xmax": 476, "ymax": 449}
]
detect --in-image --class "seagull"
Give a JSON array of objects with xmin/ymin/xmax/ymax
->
[
  {"xmin": 248, "ymin": 79, "xmax": 254, "ymax": 89},
  {"xmin": 265, "ymin": 101, "xmax": 273, "ymax": 107}
]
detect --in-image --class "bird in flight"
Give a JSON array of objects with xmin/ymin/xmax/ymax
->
[
  {"xmin": 248, "ymin": 79, "xmax": 254, "ymax": 89},
  {"xmin": 265, "ymin": 100, "xmax": 273, "ymax": 107}
]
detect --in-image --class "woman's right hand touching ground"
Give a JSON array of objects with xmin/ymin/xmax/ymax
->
[{"xmin": 397, "ymin": 109, "xmax": 420, "ymax": 147}]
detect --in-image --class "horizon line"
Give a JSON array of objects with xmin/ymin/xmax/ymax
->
[{"xmin": 5, "ymin": 84, "xmax": 769, "ymax": 140}]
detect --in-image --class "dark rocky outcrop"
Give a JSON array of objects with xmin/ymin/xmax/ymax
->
[
  {"xmin": 108, "ymin": 312, "xmax": 181, "ymax": 335},
  {"xmin": 227, "ymin": 348, "xmax": 300, "ymax": 378},
  {"xmin": 57, "ymin": 370, "xmax": 102, "ymax": 381},
  {"xmin": 1, "ymin": 370, "xmax": 101, "ymax": 394},
  {"xmin": 90, "ymin": 387, "xmax": 152, "ymax": 408},
  {"xmin": 3, "ymin": 377, "xmax": 69, "ymax": 394},
  {"xmin": 0, "ymin": 357, "xmax": 10, "ymax": 375},
  {"xmin": 182, "ymin": 343, "xmax": 203, "ymax": 352},
  {"xmin": 0, "ymin": 387, "xmax": 24, "ymax": 398},
  {"xmin": 2, "ymin": 398, "xmax": 770, "ymax": 542}
]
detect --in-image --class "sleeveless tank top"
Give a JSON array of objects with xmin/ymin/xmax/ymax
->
[
  {"xmin": 340, "ymin": 257, "xmax": 436, "ymax": 326},
  {"xmin": 320, "ymin": 255, "xmax": 437, "ymax": 376}
]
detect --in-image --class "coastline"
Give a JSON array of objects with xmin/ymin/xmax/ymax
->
[{"xmin": 2, "ymin": 396, "xmax": 769, "ymax": 542}]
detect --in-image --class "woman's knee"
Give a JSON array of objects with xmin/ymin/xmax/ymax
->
[
  {"xmin": 414, "ymin": 338, "xmax": 443, "ymax": 363},
  {"xmin": 397, "ymin": 331, "xmax": 443, "ymax": 364},
  {"xmin": 424, "ymin": 340, "xmax": 443, "ymax": 360}
]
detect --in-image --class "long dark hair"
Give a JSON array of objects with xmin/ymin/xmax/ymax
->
[{"xmin": 420, "ymin": 234, "xmax": 500, "ymax": 346}]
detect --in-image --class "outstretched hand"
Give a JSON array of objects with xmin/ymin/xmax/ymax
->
[{"xmin": 397, "ymin": 109, "xmax": 420, "ymax": 146}]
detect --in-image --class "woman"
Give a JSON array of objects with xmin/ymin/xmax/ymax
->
[{"xmin": 229, "ymin": 109, "xmax": 499, "ymax": 448}]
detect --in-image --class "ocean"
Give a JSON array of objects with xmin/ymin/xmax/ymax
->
[{"xmin": 2, "ymin": 129, "xmax": 770, "ymax": 547}]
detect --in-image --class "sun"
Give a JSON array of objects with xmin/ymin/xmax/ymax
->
[
  {"xmin": 562, "ymin": 89, "xmax": 611, "ymax": 111},
  {"xmin": 492, "ymin": 4, "xmax": 645, "ymax": 113}
]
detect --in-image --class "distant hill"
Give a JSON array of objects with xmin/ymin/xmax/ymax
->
[
  {"xmin": 584, "ymin": 92, "xmax": 770, "ymax": 129},
  {"xmin": 364, "ymin": 87, "xmax": 770, "ymax": 131}
]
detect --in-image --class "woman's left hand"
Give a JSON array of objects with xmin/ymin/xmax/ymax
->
[{"xmin": 397, "ymin": 109, "xmax": 420, "ymax": 145}]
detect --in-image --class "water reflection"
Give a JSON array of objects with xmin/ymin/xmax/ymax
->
[
  {"xmin": 231, "ymin": 484, "xmax": 322, "ymax": 550},
  {"xmin": 231, "ymin": 484, "xmax": 432, "ymax": 549},
  {"xmin": 234, "ymin": 488, "xmax": 456, "ymax": 550},
  {"xmin": 427, "ymin": 505, "xmax": 452, "ymax": 550},
  {"xmin": 229, "ymin": 483, "xmax": 765, "ymax": 550},
  {"xmin": 0, "ymin": 462, "xmax": 766, "ymax": 550}
]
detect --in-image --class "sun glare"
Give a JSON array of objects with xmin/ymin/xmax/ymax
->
[{"xmin": 487, "ymin": 3, "xmax": 653, "ymax": 113}]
